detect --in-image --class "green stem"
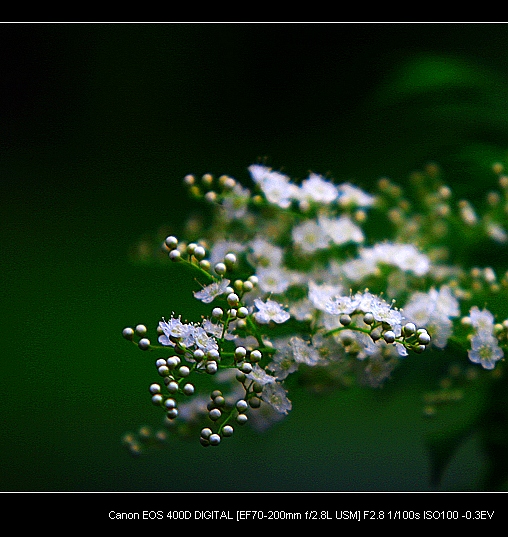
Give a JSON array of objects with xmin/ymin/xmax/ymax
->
[
  {"xmin": 216, "ymin": 407, "xmax": 238, "ymax": 435},
  {"xmin": 183, "ymin": 255, "xmax": 216, "ymax": 284},
  {"xmin": 246, "ymin": 315, "xmax": 266, "ymax": 348}
]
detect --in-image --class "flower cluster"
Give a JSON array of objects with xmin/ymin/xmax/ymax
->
[
  {"xmin": 121, "ymin": 160, "xmax": 508, "ymax": 451},
  {"xmin": 465, "ymin": 306, "xmax": 504, "ymax": 370}
]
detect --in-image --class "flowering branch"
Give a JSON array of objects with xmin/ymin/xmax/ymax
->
[{"xmin": 121, "ymin": 160, "xmax": 508, "ymax": 456}]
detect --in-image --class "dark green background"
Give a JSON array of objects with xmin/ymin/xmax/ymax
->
[{"xmin": 2, "ymin": 23, "xmax": 508, "ymax": 492}]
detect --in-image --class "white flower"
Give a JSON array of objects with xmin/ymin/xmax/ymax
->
[
  {"xmin": 484, "ymin": 267, "xmax": 496, "ymax": 284},
  {"xmin": 267, "ymin": 338, "xmax": 298, "ymax": 380},
  {"xmin": 193, "ymin": 326, "xmax": 219, "ymax": 353},
  {"xmin": 362, "ymin": 354, "xmax": 398, "ymax": 388},
  {"xmin": 320, "ymin": 311, "xmax": 343, "ymax": 331},
  {"xmin": 358, "ymin": 292, "xmax": 403, "ymax": 332},
  {"xmin": 337, "ymin": 183, "xmax": 376, "ymax": 208},
  {"xmin": 158, "ymin": 316, "xmax": 195, "ymax": 347},
  {"xmin": 253, "ymin": 298, "xmax": 290, "ymax": 324},
  {"xmin": 308, "ymin": 281, "xmax": 342, "ymax": 311},
  {"xmin": 465, "ymin": 305, "xmax": 503, "ymax": 370},
  {"xmin": 292, "ymin": 219, "xmax": 330, "ymax": 253},
  {"xmin": 469, "ymin": 306, "xmax": 495, "ymax": 336},
  {"xmin": 261, "ymin": 174, "xmax": 295, "ymax": 208},
  {"xmin": 158, "ymin": 320, "xmax": 176, "ymax": 347},
  {"xmin": 339, "ymin": 329, "xmax": 378, "ymax": 360},
  {"xmin": 459, "ymin": 200, "xmax": 478, "ymax": 226},
  {"xmin": 318, "ymin": 214, "xmax": 364, "ymax": 245},
  {"xmin": 193, "ymin": 278, "xmax": 231, "ymax": 304},
  {"xmin": 289, "ymin": 298, "xmax": 315, "ymax": 322},
  {"xmin": 256, "ymin": 265, "xmax": 291, "ymax": 294},
  {"xmin": 340, "ymin": 258, "xmax": 378, "ymax": 282},
  {"xmin": 201, "ymin": 318, "xmax": 223, "ymax": 338},
  {"xmin": 324, "ymin": 294, "xmax": 360, "ymax": 315},
  {"xmin": 390, "ymin": 244, "xmax": 430, "ymax": 276},
  {"xmin": 395, "ymin": 342, "xmax": 408, "ymax": 357},
  {"xmin": 248, "ymin": 165, "xmax": 296, "ymax": 208},
  {"xmin": 429, "ymin": 286, "xmax": 460, "ymax": 318},
  {"xmin": 402, "ymin": 286, "xmax": 459, "ymax": 348},
  {"xmin": 401, "ymin": 292, "xmax": 435, "ymax": 327},
  {"xmin": 468, "ymin": 333, "xmax": 503, "ymax": 370},
  {"xmin": 260, "ymin": 382, "xmax": 292, "ymax": 414},
  {"xmin": 221, "ymin": 183, "xmax": 251, "ymax": 219},
  {"xmin": 290, "ymin": 336, "xmax": 320, "ymax": 366},
  {"xmin": 311, "ymin": 331, "xmax": 346, "ymax": 363},
  {"xmin": 248, "ymin": 164, "xmax": 274, "ymax": 185},
  {"xmin": 248, "ymin": 237, "xmax": 284, "ymax": 268},
  {"xmin": 244, "ymin": 400, "xmax": 287, "ymax": 432},
  {"xmin": 299, "ymin": 173, "xmax": 339, "ymax": 204},
  {"xmin": 486, "ymin": 221, "xmax": 508, "ymax": 243},
  {"xmin": 363, "ymin": 243, "xmax": 430, "ymax": 276},
  {"xmin": 245, "ymin": 364, "xmax": 277, "ymax": 386}
]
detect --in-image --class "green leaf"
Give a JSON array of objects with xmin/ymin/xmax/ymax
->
[
  {"xmin": 425, "ymin": 422, "xmax": 476, "ymax": 489},
  {"xmin": 371, "ymin": 53, "xmax": 507, "ymax": 104},
  {"xmin": 424, "ymin": 370, "xmax": 492, "ymax": 489}
]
